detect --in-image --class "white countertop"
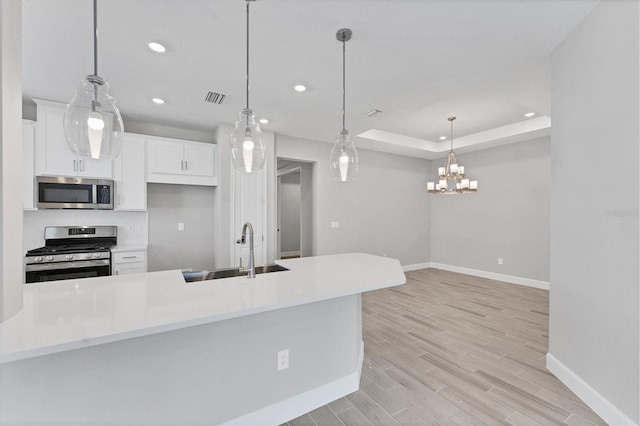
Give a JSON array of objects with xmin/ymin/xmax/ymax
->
[
  {"xmin": 110, "ymin": 244, "xmax": 148, "ymax": 252},
  {"xmin": 0, "ymin": 253, "xmax": 405, "ymax": 363}
]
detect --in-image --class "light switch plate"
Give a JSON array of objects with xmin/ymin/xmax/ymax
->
[{"xmin": 331, "ymin": 221, "xmax": 340, "ymax": 229}]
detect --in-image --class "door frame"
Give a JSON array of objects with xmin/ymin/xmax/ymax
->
[{"xmin": 276, "ymin": 166, "xmax": 302, "ymax": 260}]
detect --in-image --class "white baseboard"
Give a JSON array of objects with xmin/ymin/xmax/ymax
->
[
  {"xmin": 225, "ymin": 341, "xmax": 364, "ymax": 426},
  {"xmin": 428, "ymin": 262, "xmax": 549, "ymax": 290},
  {"xmin": 546, "ymin": 353, "xmax": 638, "ymax": 426},
  {"xmin": 403, "ymin": 262, "xmax": 432, "ymax": 272}
]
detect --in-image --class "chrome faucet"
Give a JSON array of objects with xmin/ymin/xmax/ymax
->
[{"xmin": 239, "ymin": 222, "xmax": 255, "ymax": 278}]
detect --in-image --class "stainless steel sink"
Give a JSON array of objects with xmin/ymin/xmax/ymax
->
[{"xmin": 182, "ymin": 264, "xmax": 289, "ymax": 282}]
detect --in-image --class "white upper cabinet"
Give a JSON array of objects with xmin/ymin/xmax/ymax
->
[
  {"xmin": 114, "ymin": 133, "xmax": 146, "ymax": 211},
  {"xmin": 184, "ymin": 141, "xmax": 216, "ymax": 177},
  {"xmin": 147, "ymin": 137, "xmax": 217, "ymax": 186},
  {"xmin": 33, "ymin": 99, "xmax": 113, "ymax": 179}
]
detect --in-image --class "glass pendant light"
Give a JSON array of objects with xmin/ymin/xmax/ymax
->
[
  {"xmin": 64, "ymin": 0, "xmax": 124, "ymax": 160},
  {"xmin": 330, "ymin": 28, "xmax": 358, "ymax": 182},
  {"xmin": 230, "ymin": 0, "xmax": 265, "ymax": 173}
]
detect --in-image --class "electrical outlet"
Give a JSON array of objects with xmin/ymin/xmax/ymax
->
[
  {"xmin": 178, "ymin": 223, "xmax": 185, "ymax": 231},
  {"xmin": 331, "ymin": 221, "xmax": 340, "ymax": 229},
  {"xmin": 277, "ymin": 349, "xmax": 289, "ymax": 371},
  {"xmin": 498, "ymin": 258, "xmax": 503, "ymax": 265}
]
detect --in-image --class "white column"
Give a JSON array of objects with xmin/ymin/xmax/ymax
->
[{"xmin": 0, "ymin": 0, "xmax": 24, "ymax": 321}]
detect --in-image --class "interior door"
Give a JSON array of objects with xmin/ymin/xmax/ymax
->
[{"xmin": 232, "ymin": 168, "xmax": 266, "ymax": 267}]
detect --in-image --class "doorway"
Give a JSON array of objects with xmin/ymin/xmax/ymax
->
[{"xmin": 276, "ymin": 159, "xmax": 313, "ymax": 260}]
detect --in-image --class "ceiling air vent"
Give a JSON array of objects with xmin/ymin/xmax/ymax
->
[
  {"xmin": 363, "ymin": 109, "xmax": 382, "ymax": 118},
  {"xmin": 204, "ymin": 91, "xmax": 226, "ymax": 104}
]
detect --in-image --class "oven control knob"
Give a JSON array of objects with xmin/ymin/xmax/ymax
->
[
  {"xmin": 45, "ymin": 256, "xmax": 54, "ymax": 261},
  {"xmin": 36, "ymin": 256, "xmax": 44, "ymax": 262},
  {"xmin": 65, "ymin": 254, "xmax": 74, "ymax": 260},
  {"xmin": 94, "ymin": 253, "xmax": 101, "ymax": 258},
  {"xmin": 84, "ymin": 253, "xmax": 92, "ymax": 259}
]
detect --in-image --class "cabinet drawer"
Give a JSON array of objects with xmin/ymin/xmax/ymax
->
[
  {"xmin": 113, "ymin": 262, "xmax": 146, "ymax": 276},
  {"xmin": 113, "ymin": 251, "xmax": 146, "ymax": 264}
]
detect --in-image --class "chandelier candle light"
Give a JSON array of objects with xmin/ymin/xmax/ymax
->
[
  {"xmin": 64, "ymin": 0, "xmax": 124, "ymax": 160},
  {"xmin": 230, "ymin": 0, "xmax": 265, "ymax": 174},
  {"xmin": 330, "ymin": 28, "xmax": 358, "ymax": 182},
  {"xmin": 427, "ymin": 116, "xmax": 478, "ymax": 194}
]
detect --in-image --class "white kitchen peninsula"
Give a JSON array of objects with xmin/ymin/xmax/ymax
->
[{"xmin": 0, "ymin": 253, "xmax": 405, "ymax": 425}]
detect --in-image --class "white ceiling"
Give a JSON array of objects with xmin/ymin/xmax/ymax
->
[{"xmin": 21, "ymin": 0, "xmax": 597, "ymax": 159}]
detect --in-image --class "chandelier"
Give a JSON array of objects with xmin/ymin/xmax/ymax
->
[{"xmin": 427, "ymin": 116, "xmax": 478, "ymax": 194}]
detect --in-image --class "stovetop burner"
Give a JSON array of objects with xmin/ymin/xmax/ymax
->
[{"xmin": 26, "ymin": 243, "xmax": 115, "ymax": 256}]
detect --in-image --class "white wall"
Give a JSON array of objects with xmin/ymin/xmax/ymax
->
[
  {"xmin": 147, "ymin": 184, "xmax": 214, "ymax": 272},
  {"xmin": 430, "ymin": 137, "xmax": 550, "ymax": 283},
  {"xmin": 549, "ymin": 1, "xmax": 639, "ymax": 424},
  {"xmin": 276, "ymin": 134, "xmax": 431, "ymax": 266},
  {"xmin": 0, "ymin": 0, "xmax": 24, "ymax": 321}
]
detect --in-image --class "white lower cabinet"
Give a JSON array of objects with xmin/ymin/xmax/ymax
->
[{"xmin": 112, "ymin": 250, "xmax": 147, "ymax": 276}]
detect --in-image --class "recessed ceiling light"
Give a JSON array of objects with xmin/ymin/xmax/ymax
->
[
  {"xmin": 148, "ymin": 42, "xmax": 166, "ymax": 53},
  {"xmin": 259, "ymin": 118, "xmax": 269, "ymax": 124},
  {"xmin": 293, "ymin": 84, "xmax": 307, "ymax": 92},
  {"xmin": 152, "ymin": 98, "xmax": 165, "ymax": 104},
  {"xmin": 524, "ymin": 112, "xmax": 536, "ymax": 117},
  {"xmin": 439, "ymin": 136, "xmax": 447, "ymax": 140}
]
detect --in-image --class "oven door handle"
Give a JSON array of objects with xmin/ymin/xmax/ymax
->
[{"xmin": 25, "ymin": 259, "xmax": 110, "ymax": 272}]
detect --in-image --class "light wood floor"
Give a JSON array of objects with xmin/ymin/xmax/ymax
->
[{"xmin": 284, "ymin": 268, "xmax": 605, "ymax": 426}]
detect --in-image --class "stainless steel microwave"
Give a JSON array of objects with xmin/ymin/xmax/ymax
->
[{"xmin": 37, "ymin": 176, "xmax": 114, "ymax": 209}]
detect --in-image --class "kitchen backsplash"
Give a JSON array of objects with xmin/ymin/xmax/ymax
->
[{"xmin": 23, "ymin": 210, "xmax": 148, "ymax": 251}]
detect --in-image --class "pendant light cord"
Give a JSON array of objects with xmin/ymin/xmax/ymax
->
[
  {"xmin": 450, "ymin": 119, "xmax": 453, "ymax": 152},
  {"xmin": 245, "ymin": 0, "xmax": 250, "ymax": 110},
  {"xmin": 93, "ymin": 0, "xmax": 98, "ymax": 77},
  {"xmin": 342, "ymin": 37, "xmax": 346, "ymax": 131}
]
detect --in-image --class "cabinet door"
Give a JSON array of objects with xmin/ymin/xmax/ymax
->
[
  {"xmin": 232, "ymin": 169, "xmax": 265, "ymax": 267},
  {"xmin": 184, "ymin": 142, "xmax": 215, "ymax": 178},
  {"xmin": 34, "ymin": 99, "xmax": 113, "ymax": 178},
  {"xmin": 78, "ymin": 155, "xmax": 113, "ymax": 178},
  {"xmin": 34, "ymin": 105, "xmax": 78, "ymax": 176},
  {"xmin": 148, "ymin": 139, "xmax": 184, "ymax": 175},
  {"xmin": 113, "ymin": 263, "xmax": 146, "ymax": 276},
  {"xmin": 22, "ymin": 121, "xmax": 36, "ymax": 210},
  {"xmin": 114, "ymin": 135, "xmax": 146, "ymax": 211}
]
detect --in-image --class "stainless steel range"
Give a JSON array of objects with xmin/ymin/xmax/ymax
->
[{"xmin": 25, "ymin": 226, "xmax": 117, "ymax": 283}]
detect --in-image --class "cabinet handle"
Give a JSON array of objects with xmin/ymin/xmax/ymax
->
[
  {"xmin": 180, "ymin": 160, "xmax": 184, "ymax": 170},
  {"xmin": 73, "ymin": 159, "xmax": 77, "ymax": 171},
  {"xmin": 122, "ymin": 256, "xmax": 137, "ymax": 259},
  {"xmin": 79, "ymin": 159, "xmax": 84, "ymax": 171},
  {"xmin": 185, "ymin": 160, "xmax": 188, "ymax": 171}
]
